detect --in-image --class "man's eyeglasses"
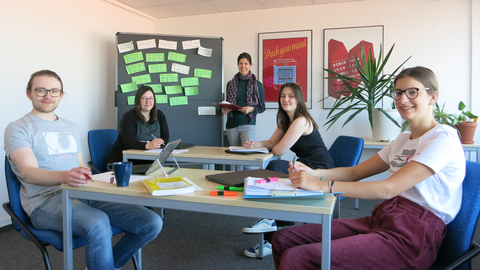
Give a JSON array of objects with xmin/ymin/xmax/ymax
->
[
  {"xmin": 34, "ymin": 88, "xmax": 63, "ymax": 97},
  {"xmin": 140, "ymin": 97, "xmax": 155, "ymax": 102},
  {"xmin": 389, "ymin": 87, "xmax": 430, "ymax": 100}
]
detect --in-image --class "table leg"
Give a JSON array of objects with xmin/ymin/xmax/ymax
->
[
  {"xmin": 321, "ymin": 213, "xmax": 332, "ymax": 270},
  {"xmin": 62, "ymin": 189, "xmax": 73, "ymax": 270}
]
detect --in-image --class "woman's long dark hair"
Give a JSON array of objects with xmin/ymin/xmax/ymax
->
[
  {"xmin": 134, "ymin": 86, "xmax": 158, "ymax": 124},
  {"xmin": 277, "ymin": 83, "xmax": 318, "ymax": 133}
]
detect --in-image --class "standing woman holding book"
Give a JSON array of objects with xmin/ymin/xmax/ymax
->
[
  {"xmin": 274, "ymin": 66, "xmax": 466, "ymax": 269},
  {"xmin": 222, "ymin": 52, "xmax": 265, "ymax": 171},
  {"xmin": 241, "ymin": 82, "xmax": 334, "ymax": 258},
  {"xmin": 108, "ymin": 85, "xmax": 169, "ymax": 165}
]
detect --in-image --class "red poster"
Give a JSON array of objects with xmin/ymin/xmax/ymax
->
[{"xmin": 262, "ymin": 37, "xmax": 309, "ymax": 103}]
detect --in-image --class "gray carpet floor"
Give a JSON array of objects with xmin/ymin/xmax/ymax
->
[{"xmin": 0, "ymin": 198, "xmax": 479, "ymax": 270}]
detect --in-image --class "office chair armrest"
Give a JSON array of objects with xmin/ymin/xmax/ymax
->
[
  {"xmin": 87, "ymin": 161, "xmax": 102, "ymax": 174},
  {"xmin": 2, "ymin": 202, "xmax": 51, "ymax": 255},
  {"xmin": 443, "ymin": 242, "xmax": 480, "ymax": 270}
]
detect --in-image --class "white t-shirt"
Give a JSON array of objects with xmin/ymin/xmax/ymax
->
[{"xmin": 377, "ymin": 124, "xmax": 465, "ymax": 224}]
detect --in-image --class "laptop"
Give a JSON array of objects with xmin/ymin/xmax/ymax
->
[
  {"xmin": 132, "ymin": 139, "xmax": 181, "ymax": 175},
  {"xmin": 205, "ymin": 169, "xmax": 288, "ymax": 187}
]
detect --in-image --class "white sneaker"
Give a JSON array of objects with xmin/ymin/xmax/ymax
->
[
  {"xmin": 242, "ymin": 218, "xmax": 278, "ymax": 233},
  {"xmin": 244, "ymin": 240, "xmax": 273, "ymax": 258}
]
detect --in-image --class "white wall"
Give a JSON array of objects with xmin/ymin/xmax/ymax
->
[
  {"xmin": 153, "ymin": 0, "xmax": 478, "ymax": 147},
  {"xmin": 0, "ymin": 0, "xmax": 154, "ymax": 227}
]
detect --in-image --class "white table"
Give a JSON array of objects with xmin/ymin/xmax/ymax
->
[
  {"xmin": 123, "ymin": 146, "xmax": 279, "ymax": 170},
  {"xmin": 62, "ymin": 168, "xmax": 336, "ymax": 269}
]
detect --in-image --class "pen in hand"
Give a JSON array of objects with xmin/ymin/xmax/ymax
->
[
  {"xmin": 151, "ymin": 134, "xmax": 164, "ymax": 145},
  {"xmin": 84, "ymin": 173, "xmax": 94, "ymax": 183},
  {"xmin": 291, "ymin": 155, "xmax": 297, "ymax": 173}
]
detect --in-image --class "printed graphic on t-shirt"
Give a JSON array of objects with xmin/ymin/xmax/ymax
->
[
  {"xmin": 390, "ymin": 149, "xmax": 416, "ymax": 167},
  {"xmin": 43, "ymin": 132, "xmax": 78, "ymax": 155}
]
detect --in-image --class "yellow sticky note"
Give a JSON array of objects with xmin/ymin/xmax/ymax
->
[
  {"xmin": 156, "ymin": 95, "xmax": 168, "ymax": 104},
  {"xmin": 146, "ymin": 53, "xmax": 165, "ymax": 62},
  {"xmin": 170, "ymin": 96, "xmax": 188, "ymax": 106},
  {"xmin": 120, "ymin": 82, "xmax": 138, "ymax": 93},
  {"xmin": 127, "ymin": 96, "xmax": 135, "ymax": 105},
  {"xmin": 167, "ymin": 52, "xmax": 187, "ymax": 63},
  {"xmin": 126, "ymin": 62, "xmax": 146, "ymax": 75},
  {"xmin": 164, "ymin": 85, "xmax": 183, "ymax": 95},
  {"xmin": 185, "ymin": 86, "xmax": 199, "ymax": 96},
  {"xmin": 181, "ymin": 77, "xmax": 199, "ymax": 87},
  {"xmin": 145, "ymin": 84, "xmax": 163, "ymax": 93},
  {"xmin": 131, "ymin": 74, "xmax": 151, "ymax": 85},
  {"xmin": 194, "ymin": 68, "xmax": 212, "ymax": 79},
  {"xmin": 124, "ymin": 51, "xmax": 144, "ymax": 64},
  {"xmin": 160, "ymin": 73, "xmax": 179, "ymax": 83}
]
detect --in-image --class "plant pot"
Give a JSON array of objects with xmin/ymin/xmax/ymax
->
[
  {"xmin": 371, "ymin": 109, "xmax": 402, "ymax": 142},
  {"xmin": 456, "ymin": 122, "xmax": 478, "ymax": 144}
]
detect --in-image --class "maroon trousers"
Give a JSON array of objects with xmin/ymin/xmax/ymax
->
[{"xmin": 272, "ymin": 196, "xmax": 446, "ymax": 270}]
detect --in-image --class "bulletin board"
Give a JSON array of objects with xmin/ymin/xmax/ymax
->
[{"xmin": 115, "ymin": 32, "xmax": 224, "ymax": 147}]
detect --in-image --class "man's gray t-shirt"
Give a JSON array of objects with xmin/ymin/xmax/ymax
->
[{"xmin": 4, "ymin": 113, "xmax": 81, "ymax": 216}]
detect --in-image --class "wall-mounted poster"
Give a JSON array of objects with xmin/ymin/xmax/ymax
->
[
  {"xmin": 258, "ymin": 30, "xmax": 312, "ymax": 109},
  {"xmin": 323, "ymin": 25, "xmax": 384, "ymax": 109}
]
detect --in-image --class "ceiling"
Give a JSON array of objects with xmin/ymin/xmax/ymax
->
[{"xmin": 109, "ymin": 0, "xmax": 366, "ymax": 19}]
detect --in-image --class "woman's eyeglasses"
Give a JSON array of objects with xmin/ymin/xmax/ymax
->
[{"xmin": 389, "ymin": 87, "xmax": 430, "ymax": 100}]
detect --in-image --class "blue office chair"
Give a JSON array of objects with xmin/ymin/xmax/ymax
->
[
  {"xmin": 430, "ymin": 161, "xmax": 480, "ymax": 270},
  {"xmin": 2, "ymin": 157, "xmax": 140, "ymax": 270},
  {"xmin": 328, "ymin": 135, "xmax": 364, "ymax": 213},
  {"xmin": 88, "ymin": 128, "xmax": 118, "ymax": 174}
]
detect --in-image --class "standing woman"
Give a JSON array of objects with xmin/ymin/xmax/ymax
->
[
  {"xmin": 108, "ymin": 85, "xmax": 169, "ymax": 164},
  {"xmin": 241, "ymin": 83, "xmax": 334, "ymax": 258},
  {"xmin": 223, "ymin": 52, "xmax": 265, "ymax": 171},
  {"xmin": 275, "ymin": 66, "xmax": 466, "ymax": 269}
]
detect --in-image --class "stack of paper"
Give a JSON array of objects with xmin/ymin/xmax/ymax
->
[
  {"xmin": 145, "ymin": 149, "xmax": 189, "ymax": 154},
  {"xmin": 228, "ymin": 146, "xmax": 269, "ymax": 154},
  {"xmin": 143, "ymin": 177, "xmax": 195, "ymax": 196},
  {"xmin": 243, "ymin": 177, "xmax": 324, "ymax": 198}
]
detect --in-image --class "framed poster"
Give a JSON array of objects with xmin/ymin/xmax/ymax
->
[
  {"xmin": 323, "ymin": 25, "xmax": 384, "ymax": 108},
  {"xmin": 258, "ymin": 30, "xmax": 312, "ymax": 109}
]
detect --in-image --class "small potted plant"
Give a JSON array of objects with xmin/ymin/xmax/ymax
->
[{"xmin": 455, "ymin": 101, "xmax": 478, "ymax": 144}]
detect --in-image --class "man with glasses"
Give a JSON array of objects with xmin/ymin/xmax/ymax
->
[{"xmin": 4, "ymin": 70, "xmax": 163, "ymax": 270}]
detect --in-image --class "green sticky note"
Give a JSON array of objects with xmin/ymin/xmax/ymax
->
[
  {"xmin": 160, "ymin": 73, "xmax": 178, "ymax": 83},
  {"xmin": 131, "ymin": 74, "xmax": 151, "ymax": 85},
  {"xmin": 146, "ymin": 53, "xmax": 165, "ymax": 62},
  {"xmin": 124, "ymin": 51, "xmax": 144, "ymax": 64},
  {"xmin": 184, "ymin": 86, "xmax": 199, "ymax": 96},
  {"xmin": 181, "ymin": 77, "xmax": 199, "ymax": 87},
  {"xmin": 156, "ymin": 95, "xmax": 168, "ymax": 104},
  {"xmin": 126, "ymin": 62, "xmax": 146, "ymax": 75},
  {"xmin": 120, "ymin": 82, "xmax": 138, "ymax": 93},
  {"xmin": 167, "ymin": 52, "xmax": 187, "ymax": 63},
  {"xmin": 164, "ymin": 85, "xmax": 183, "ymax": 95},
  {"xmin": 145, "ymin": 84, "xmax": 163, "ymax": 93},
  {"xmin": 170, "ymin": 96, "xmax": 188, "ymax": 106},
  {"xmin": 194, "ymin": 68, "xmax": 212, "ymax": 79},
  {"xmin": 127, "ymin": 96, "xmax": 135, "ymax": 105},
  {"xmin": 148, "ymin": 63, "xmax": 167, "ymax": 73}
]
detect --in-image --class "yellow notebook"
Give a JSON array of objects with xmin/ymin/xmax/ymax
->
[{"xmin": 143, "ymin": 177, "xmax": 194, "ymax": 196}]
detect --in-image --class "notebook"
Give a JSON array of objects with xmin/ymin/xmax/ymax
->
[
  {"xmin": 132, "ymin": 139, "xmax": 181, "ymax": 175},
  {"xmin": 205, "ymin": 169, "xmax": 288, "ymax": 187}
]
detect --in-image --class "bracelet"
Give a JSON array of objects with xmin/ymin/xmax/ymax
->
[
  {"xmin": 329, "ymin": 180, "xmax": 334, "ymax": 194},
  {"xmin": 320, "ymin": 169, "xmax": 324, "ymax": 181}
]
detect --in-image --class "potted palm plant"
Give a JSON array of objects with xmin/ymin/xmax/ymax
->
[{"xmin": 323, "ymin": 43, "xmax": 411, "ymax": 141}]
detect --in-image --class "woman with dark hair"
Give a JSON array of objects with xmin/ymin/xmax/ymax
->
[
  {"xmin": 108, "ymin": 85, "xmax": 169, "ymax": 164},
  {"xmin": 223, "ymin": 52, "xmax": 265, "ymax": 171},
  {"xmin": 274, "ymin": 67, "xmax": 466, "ymax": 269},
  {"xmin": 241, "ymin": 83, "xmax": 334, "ymax": 258}
]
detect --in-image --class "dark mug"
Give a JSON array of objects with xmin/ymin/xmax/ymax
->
[{"xmin": 107, "ymin": 162, "xmax": 133, "ymax": 187}]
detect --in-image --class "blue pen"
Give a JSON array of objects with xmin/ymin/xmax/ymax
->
[{"xmin": 151, "ymin": 134, "xmax": 164, "ymax": 145}]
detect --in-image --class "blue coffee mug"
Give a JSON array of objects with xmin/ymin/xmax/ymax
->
[{"xmin": 107, "ymin": 162, "xmax": 133, "ymax": 187}]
